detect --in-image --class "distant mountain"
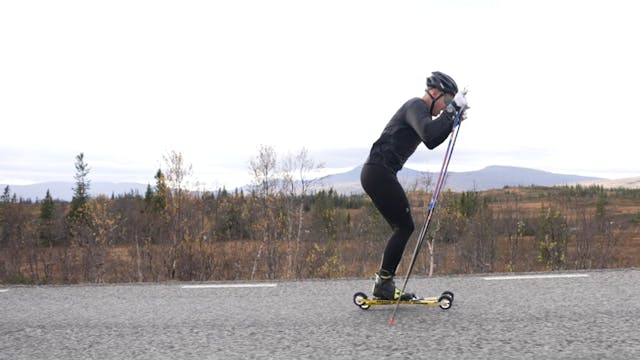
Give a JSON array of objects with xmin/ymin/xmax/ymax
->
[
  {"xmin": 579, "ymin": 176, "xmax": 640, "ymax": 189},
  {"xmin": 2, "ymin": 165, "xmax": 608, "ymax": 201},
  {"xmin": 316, "ymin": 165, "xmax": 604, "ymax": 194},
  {"xmin": 2, "ymin": 182, "xmax": 149, "ymax": 202}
]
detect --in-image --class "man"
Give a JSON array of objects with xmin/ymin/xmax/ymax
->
[{"xmin": 360, "ymin": 71, "xmax": 468, "ymax": 300}]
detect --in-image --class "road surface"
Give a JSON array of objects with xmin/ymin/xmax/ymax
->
[{"xmin": 2, "ymin": 269, "xmax": 639, "ymax": 359}]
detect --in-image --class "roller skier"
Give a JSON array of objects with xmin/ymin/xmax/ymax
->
[{"xmin": 360, "ymin": 71, "xmax": 468, "ymax": 301}]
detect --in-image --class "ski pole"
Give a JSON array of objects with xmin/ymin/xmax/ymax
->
[{"xmin": 389, "ymin": 104, "xmax": 466, "ymax": 326}]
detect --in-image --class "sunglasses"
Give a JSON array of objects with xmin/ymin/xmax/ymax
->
[{"xmin": 444, "ymin": 97, "xmax": 454, "ymax": 106}]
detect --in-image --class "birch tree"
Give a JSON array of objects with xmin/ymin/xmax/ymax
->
[
  {"xmin": 162, "ymin": 150, "xmax": 193, "ymax": 279},
  {"xmin": 280, "ymin": 147, "xmax": 324, "ymax": 278},
  {"xmin": 248, "ymin": 145, "xmax": 278, "ymax": 279}
]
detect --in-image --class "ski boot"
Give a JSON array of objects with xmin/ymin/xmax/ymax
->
[{"xmin": 372, "ymin": 270, "xmax": 416, "ymax": 301}]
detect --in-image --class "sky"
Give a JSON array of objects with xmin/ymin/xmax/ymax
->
[{"xmin": 1, "ymin": 0, "xmax": 639, "ymax": 190}]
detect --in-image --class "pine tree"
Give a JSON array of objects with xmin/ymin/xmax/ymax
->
[
  {"xmin": 144, "ymin": 184, "xmax": 154, "ymax": 208},
  {"xmin": 153, "ymin": 169, "xmax": 168, "ymax": 213},
  {"xmin": 0, "ymin": 186, "xmax": 10, "ymax": 247},
  {"xmin": 69, "ymin": 153, "xmax": 91, "ymax": 214},
  {"xmin": 66, "ymin": 153, "xmax": 92, "ymax": 244},
  {"xmin": 1, "ymin": 185, "xmax": 10, "ymax": 203},
  {"xmin": 40, "ymin": 190, "xmax": 55, "ymax": 220},
  {"xmin": 39, "ymin": 190, "xmax": 55, "ymax": 246}
]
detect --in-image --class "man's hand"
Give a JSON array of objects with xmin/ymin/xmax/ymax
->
[
  {"xmin": 460, "ymin": 109, "xmax": 468, "ymax": 122},
  {"xmin": 453, "ymin": 89, "xmax": 468, "ymax": 111}
]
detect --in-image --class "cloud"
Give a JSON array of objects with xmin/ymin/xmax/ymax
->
[{"xmin": 2, "ymin": 0, "xmax": 640, "ymax": 189}]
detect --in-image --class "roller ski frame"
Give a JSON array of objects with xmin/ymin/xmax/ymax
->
[{"xmin": 353, "ymin": 291, "xmax": 454, "ymax": 311}]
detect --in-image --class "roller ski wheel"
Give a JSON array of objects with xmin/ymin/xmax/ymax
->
[
  {"xmin": 437, "ymin": 291, "xmax": 454, "ymax": 310},
  {"xmin": 353, "ymin": 292, "xmax": 370, "ymax": 310},
  {"xmin": 442, "ymin": 290, "xmax": 454, "ymax": 301}
]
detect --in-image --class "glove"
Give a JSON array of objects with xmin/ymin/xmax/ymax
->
[{"xmin": 452, "ymin": 89, "xmax": 468, "ymax": 111}]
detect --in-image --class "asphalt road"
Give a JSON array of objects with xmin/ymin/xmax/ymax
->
[{"xmin": 2, "ymin": 269, "xmax": 640, "ymax": 359}]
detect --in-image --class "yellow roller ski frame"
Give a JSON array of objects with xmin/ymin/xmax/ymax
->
[{"xmin": 353, "ymin": 291, "xmax": 454, "ymax": 310}]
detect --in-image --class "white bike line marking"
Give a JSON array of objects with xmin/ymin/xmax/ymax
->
[
  {"xmin": 181, "ymin": 283, "xmax": 277, "ymax": 289},
  {"xmin": 483, "ymin": 274, "xmax": 590, "ymax": 281}
]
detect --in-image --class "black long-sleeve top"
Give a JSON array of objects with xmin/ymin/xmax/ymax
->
[{"xmin": 365, "ymin": 97, "xmax": 455, "ymax": 173}]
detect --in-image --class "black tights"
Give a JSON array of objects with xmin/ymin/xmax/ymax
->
[{"xmin": 360, "ymin": 164, "xmax": 415, "ymax": 275}]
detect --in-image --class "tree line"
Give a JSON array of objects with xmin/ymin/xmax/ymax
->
[{"xmin": 1, "ymin": 149, "xmax": 639, "ymax": 284}]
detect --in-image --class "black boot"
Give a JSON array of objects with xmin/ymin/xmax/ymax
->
[{"xmin": 372, "ymin": 270, "xmax": 415, "ymax": 300}]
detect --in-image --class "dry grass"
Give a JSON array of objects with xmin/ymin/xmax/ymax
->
[{"xmin": 2, "ymin": 186, "xmax": 639, "ymax": 284}]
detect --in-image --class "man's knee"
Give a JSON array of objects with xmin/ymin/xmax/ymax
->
[
  {"xmin": 393, "ymin": 220, "xmax": 414, "ymax": 236},
  {"xmin": 404, "ymin": 221, "xmax": 415, "ymax": 235}
]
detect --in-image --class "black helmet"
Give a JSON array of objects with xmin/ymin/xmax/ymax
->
[{"xmin": 426, "ymin": 71, "xmax": 458, "ymax": 95}]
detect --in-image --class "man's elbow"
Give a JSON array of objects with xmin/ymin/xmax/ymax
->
[{"xmin": 425, "ymin": 140, "xmax": 437, "ymax": 150}]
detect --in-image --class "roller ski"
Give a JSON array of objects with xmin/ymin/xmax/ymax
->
[
  {"xmin": 352, "ymin": 291, "xmax": 454, "ymax": 310},
  {"xmin": 352, "ymin": 270, "xmax": 454, "ymax": 310}
]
